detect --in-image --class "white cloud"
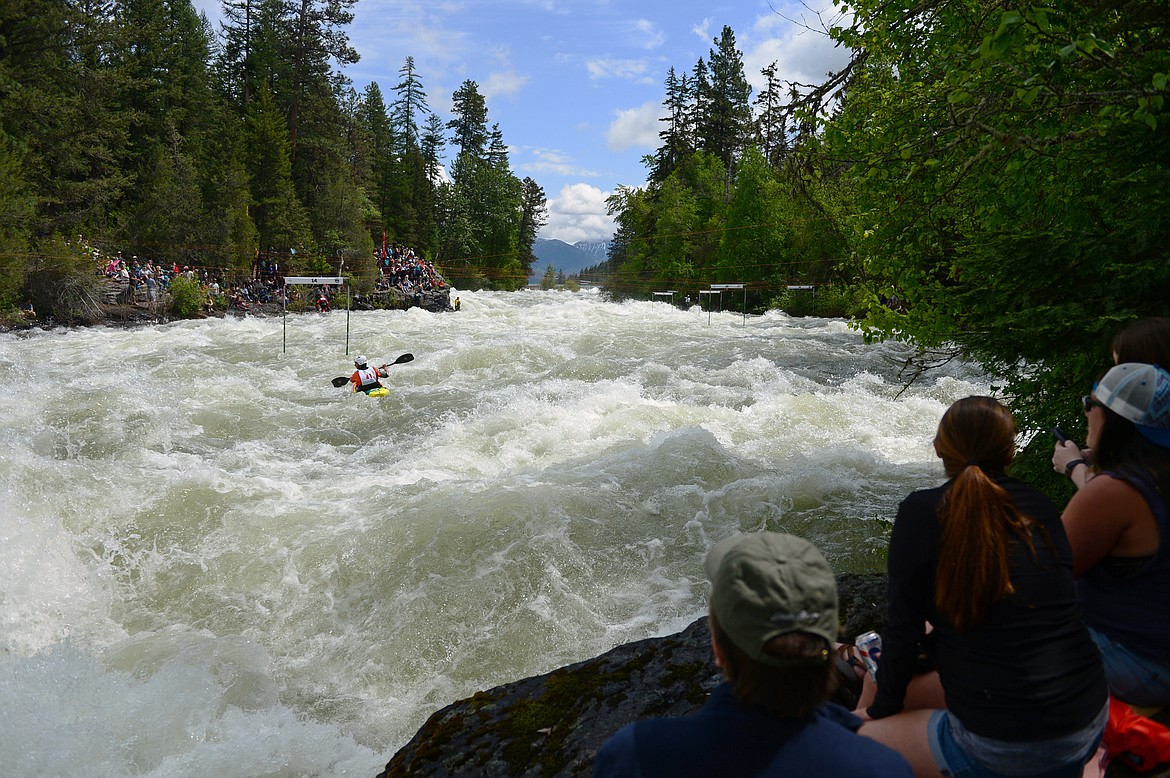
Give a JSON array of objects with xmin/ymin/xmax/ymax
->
[
  {"xmin": 519, "ymin": 148, "xmax": 600, "ymax": 178},
  {"xmin": 542, "ymin": 183, "xmax": 616, "ymax": 243},
  {"xmin": 634, "ymin": 19, "xmax": 666, "ymax": 50},
  {"xmin": 585, "ymin": 57, "xmax": 652, "ymax": 82},
  {"xmin": 743, "ymin": 2, "xmax": 853, "ymax": 90},
  {"xmin": 482, "ymin": 70, "xmax": 530, "ymax": 99},
  {"xmin": 692, "ymin": 17, "xmax": 712, "ymax": 43},
  {"xmin": 606, "ymin": 101, "xmax": 663, "ymax": 152}
]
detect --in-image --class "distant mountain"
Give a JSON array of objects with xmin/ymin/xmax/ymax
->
[
  {"xmin": 573, "ymin": 240, "xmax": 611, "ymax": 261},
  {"xmin": 531, "ymin": 238, "xmax": 612, "ymax": 279}
]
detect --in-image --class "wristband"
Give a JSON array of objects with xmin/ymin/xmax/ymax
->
[{"xmin": 1065, "ymin": 459, "xmax": 1086, "ymax": 477}]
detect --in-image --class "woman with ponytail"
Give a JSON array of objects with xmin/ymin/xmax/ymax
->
[{"xmin": 857, "ymin": 397, "xmax": 1107, "ymax": 777}]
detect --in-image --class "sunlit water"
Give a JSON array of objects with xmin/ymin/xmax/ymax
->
[{"xmin": 0, "ymin": 290, "xmax": 989, "ymax": 776}]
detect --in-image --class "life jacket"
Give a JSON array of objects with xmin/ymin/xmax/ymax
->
[{"xmin": 355, "ymin": 366, "xmax": 381, "ymax": 390}]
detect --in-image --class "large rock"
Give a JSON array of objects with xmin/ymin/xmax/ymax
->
[{"xmin": 376, "ymin": 574, "xmax": 887, "ymax": 777}]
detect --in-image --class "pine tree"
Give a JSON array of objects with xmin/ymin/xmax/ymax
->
[
  {"xmin": 754, "ymin": 62, "xmax": 789, "ymax": 169},
  {"xmin": 392, "ymin": 56, "xmax": 429, "ymax": 151},
  {"xmin": 420, "ymin": 113, "xmax": 447, "ymax": 185},
  {"xmin": 699, "ymin": 26, "xmax": 752, "ymax": 176},
  {"xmin": 649, "ymin": 67, "xmax": 695, "ymax": 185},
  {"xmin": 245, "ymin": 86, "xmax": 311, "ymax": 257},
  {"xmin": 448, "ymin": 80, "xmax": 489, "ymax": 161},
  {"xmin": 517, "ymin": 177, "xmax": 547, "ymax": 278},
  {"xmin": 361, "ymin": 82, "xmax": 396, "ymax": 244},
  {"xmin": 286, "ymin": 0, "xmax": 359, "ymax": 156}
]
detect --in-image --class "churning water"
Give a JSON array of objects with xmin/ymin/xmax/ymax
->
[{"xmin": 0, "ymin": 290, "xmax": 989, "ymax": 775}]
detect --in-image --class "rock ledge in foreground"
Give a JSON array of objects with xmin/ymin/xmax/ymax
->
[{"xmin": 377, "ymin": 573, "xmax": 887, "ymax": 778}]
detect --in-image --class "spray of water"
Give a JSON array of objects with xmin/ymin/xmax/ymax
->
[{"xmin": 0, "ymin": 291, "xmax": 988, "ymax": 775}]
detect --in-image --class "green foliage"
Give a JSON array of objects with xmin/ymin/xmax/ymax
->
[
  {"xmin": 22, "ymin": 238, "xmax": 103, "ymax": 325},
  {"xmin": 603, "ymin": 5, "xmax": 1169, "ymax": 482},
  {"xmin": 165, "ymin": 275, "xmax": 206, "ymax": 319},
  {"xmin": 771, "ymin": 287, "xmax": 816, "ymax": 317},
  {"xmin": 818, "ymin": 0, "xmax": 1170, "ymax": 449},
  {"xmin": 539, "ymin": 264, "xmax": 556, "ymax": 290},
  {"xmin": 0, "ymin": 6, "xmax": 527, "ymax": 289}
]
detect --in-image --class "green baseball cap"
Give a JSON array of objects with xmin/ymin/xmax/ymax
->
[{"xmin": 705, "ymin": 533, "xmax": 838, "ymax": 665}]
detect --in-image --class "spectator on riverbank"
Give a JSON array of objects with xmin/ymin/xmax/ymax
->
[
  {"xmin": 374, "ymin": 245, "xmax": 447, "ymax": 297},
  {"xmin": 857, "ymin": 396, "xmax": 1106, "ymax": 777},
  {"xmin": 1055, "ymin": 317, "xmax": 1170, "ymax": 490},
  {"xmin": 592, "ymin": 533, "xmax": 913, "ymax": 778},
  {"xmin": 1059, "ymin": 363, "xmax": 1170, "ymax": 710}
]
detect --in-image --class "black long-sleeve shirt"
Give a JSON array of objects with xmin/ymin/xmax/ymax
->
[{"xmin": 867, "ymin": 477, "xmax": 1106, "ymax": 741}]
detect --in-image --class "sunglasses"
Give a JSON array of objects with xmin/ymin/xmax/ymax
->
[{"xmin": 1082, "ymin": 394, "xmax": 1104, "ymax": 413}]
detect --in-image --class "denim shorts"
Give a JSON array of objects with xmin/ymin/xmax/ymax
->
[
  {"xmin": 927, "ymin": 706, "xmax": 1105, "ymax": 778},
  {"xmin": 1088, "ymin": 625, "xmax": 1170, "ymax": 708}
]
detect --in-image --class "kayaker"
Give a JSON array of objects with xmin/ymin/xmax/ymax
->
[{"xmin": 349, "ymin": 356, "xmax": 388, "ymax": 393}]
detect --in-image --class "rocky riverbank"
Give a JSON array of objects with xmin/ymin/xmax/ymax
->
[{"xmin": 3, "ymin": 286, "xmax": 453, "ymax": 332}]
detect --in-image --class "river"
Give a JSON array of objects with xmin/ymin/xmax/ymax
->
[{"xmin": 0, "ymin": 289, "xmax": 989, "ymax": 776}]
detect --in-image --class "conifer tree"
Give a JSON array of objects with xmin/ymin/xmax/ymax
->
[
  {"xmin": 392, "ymin": 56, "xmax": 429, "ymax": 151},
  {"xmin": 448, "ymin": 80, "xmax": 489, "ymax": 161},
  {"xmin": 754, "ymin": 63, "xmax": 789, "ymax": 169},
  {"xmin": 700, "ymin": 26, "xmax": 752, "ymax": 185},
  {"xmin": 650, "ymin": 67, "xmax": 695, "ymax": 185},
  {"xmin": 517, "ymin": 177, "xmax": 547, "ymax": 278}
]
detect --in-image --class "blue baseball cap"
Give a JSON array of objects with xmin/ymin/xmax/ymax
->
[{"xmin": 1096, "ymin": 363, "xmax": 1170, "ymax": 449}]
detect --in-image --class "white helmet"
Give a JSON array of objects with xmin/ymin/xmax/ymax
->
[{"xmin": 354, "ymin": 355, "xmax": 367, "ymax": 367}]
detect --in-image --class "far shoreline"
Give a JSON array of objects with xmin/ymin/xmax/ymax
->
[{"xmin": 3, "ymin": 289, "xmax": 455, "ymax": 335}]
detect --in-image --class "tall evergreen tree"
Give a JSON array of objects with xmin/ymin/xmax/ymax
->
[
  {"xmin": 219, "ymin": 0, "xmax": 288, "ymax": 109},
  {"xmin": 486, "ymin": 123, "xmax": 509, "ymax": 168},
  {"xmin": 361, "ymin": 82, "xmax": 396, "ymax": 245},
  {"xmin": 754, "ymin": 62, "xmax": 789, "ymax": 169},
  {"xmin": 687, "ymin": 58, "xmax": 710, "ymax": 158},
  {"xmin": 199, "ymin": 100, "xmax": 257, "ymax": 267},
  {"xmin": 699, "ymin": 26, "xmax": 751, "ymax": 179},
  {"xmin": 245, "ymin": 86, "xmax": 310, "ymax": 257},
  {"xmin": 649, "ymin": 67, "xmax": 694, "ymax": 185},
  {"xmin": 6, "ymin": 0, "xmax": 131, "ymax": 237},
  {"xmin": 117, "ymin": 0, "xmax": 219, "ymax": 256},
  {"xmin": 286, "ymin": 0, "xmax": 358, "ymax": 156},
  {"xmin": 448, "ymin": 80, "xmax": 489, "ymax": 162},
  {"xmin": 420, "ymin": 113, "xmax": 447, "ymax": 185},
  {"xmin": 516, "ymin": 176, "xmax": 547, "ymax": 278},
  {"xmin": 392, "ymin": 56, "xmax": 428, "ymax": 151}
]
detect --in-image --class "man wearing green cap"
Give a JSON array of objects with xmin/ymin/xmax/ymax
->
[{"xmin": 592, "ymin": 532, "xmax": 912, "ymax": 777}]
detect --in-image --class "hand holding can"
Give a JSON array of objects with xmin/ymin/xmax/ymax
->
[{"xmin": 855, "ymin": 631, "xmax": 882, "ymax": 679}]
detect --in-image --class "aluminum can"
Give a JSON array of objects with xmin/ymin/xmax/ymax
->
[{"xmin": 855, "ymin": 630, "xmax": 882, "ymax": 679}]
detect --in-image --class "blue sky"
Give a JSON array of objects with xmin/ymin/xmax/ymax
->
[{"xmin": 192, "ymin": 0, "xmax": 851, "ymax": 243}]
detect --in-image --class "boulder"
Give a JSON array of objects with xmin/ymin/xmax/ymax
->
[{"xmin": 377, "ymin": 574, "xmax": 887, "ymax": 777}]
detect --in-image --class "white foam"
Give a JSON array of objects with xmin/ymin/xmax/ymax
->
[{"xmin": 0, "ymin": 291, "xmax": 990, "ymax": 769}]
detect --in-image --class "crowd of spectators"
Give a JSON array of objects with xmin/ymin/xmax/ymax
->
[
  {"xmin": 374, "ymin": 244, "xmax": 447, "ymax": 297},
  {"xmin": 73, "ymin": 240, "xmax": 447, "ymax": 316}
]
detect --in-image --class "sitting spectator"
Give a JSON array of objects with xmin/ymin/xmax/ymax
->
[
  {"xmin": 20, "ymin": 299, "xmax": 35, "ymax": 319},
  {"xmin": 1054, "ymin": 316, "xmax": 1170, "ymax": 489},
  {"xmin": 592, "ymin": 532, "xmax": 912, "ymax": 777},
  {"xmin": 858, "ymin": 396, "xmax": 1107, "ymax": 777},
  {"xmin": 1061, "ymin": 363, "xmax": 1170, "ymax": 709}
]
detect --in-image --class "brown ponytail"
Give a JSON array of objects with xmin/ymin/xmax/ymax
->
[{"xmin": 932, "ymin": 397, "xmax": 1036, "ymax": 633}]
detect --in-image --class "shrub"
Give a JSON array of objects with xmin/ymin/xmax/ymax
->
[
  {"xmin": 166, "ymin": 276, "xmax": 206, "ymax": 318},
  {"xmin": 23, "ymin": 238, "xmax": 103, "ymax": 325}
]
